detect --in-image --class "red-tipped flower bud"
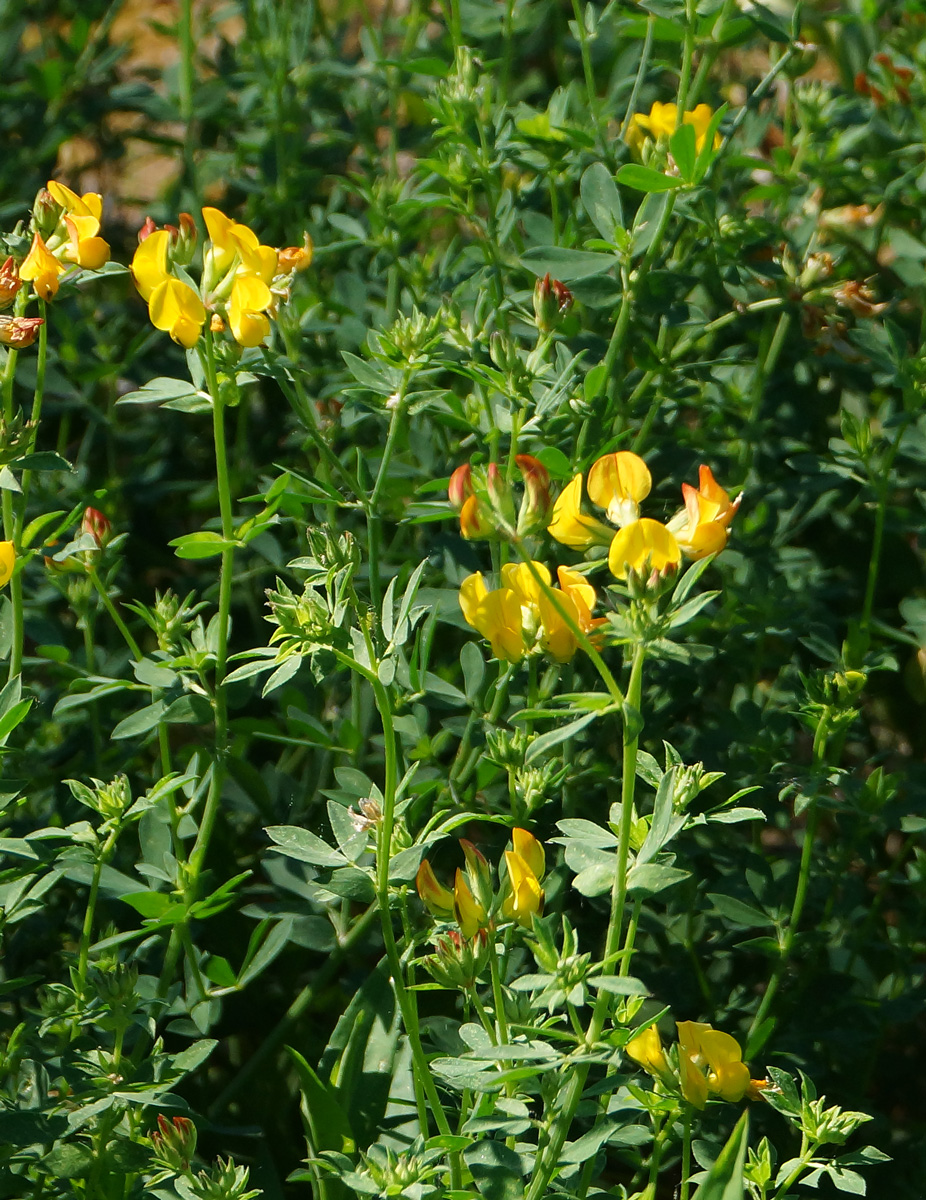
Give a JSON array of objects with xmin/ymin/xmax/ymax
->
[
  {"xmin": 0, "ymin": 258, "xmax": 22, "ymax": 310},
  {"xmin": 137, "ymin": 216, "xmax": 158, "ymax": 244},
  {"xmin": 448, "ymin": 463, "xmax": 474, "ymax": 512},
  {"xmin": 0, "ymin": 316, "xmax": 43, "ymax": 348},
  {"xmin": 81, "ymin": 506, "xmax": 112, "ymax": 548}
]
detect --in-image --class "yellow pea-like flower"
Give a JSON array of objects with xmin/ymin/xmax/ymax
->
[
  {"xmin": 608, "ymin": 518, "xmax": 681, "ymax": 580},
  {"xmin": 501, "ymin": 849, "xmax": 544, "ymax": 927},
  {"xmin": 626, "ymin": 1025, "xmax": 670, "ymax": 1079},
  {"xmin": 547, "ymin": 474, "xmax": 614, "ymax": 550},
  {"xmin": 676, "ymin": 1021, "xmax": 751, "ymax": 1109},
  {"xmin": 628, "ymin": 101, "xmax": 721, "ymax": 155},
  {"xmin": 148, "ymin": 277, "xmax": 206, "ymax": 349},
  {"xmin": 229, "ymin": 273, "xmax": 272, "ymax": 347},
  {"xmin": 416, "ymin": 860, "xmax": 454, "ymax": 920},
  {"xmin": 132, "ymin": 229, "xmax": 171, "ymax": 302},
  {"xmin": 511, "ymin": 828, "xmax": 545, "ymax": 882},
  {"xmin": 453, "ymin": 869, "xmax": 488, "ymax": 938},
  {"xmin": 666, "ymin": 465, "xmax": 741, "ymax": 560},
  {"xmin": 63, "ymin": 215, "xmax": 110, "ymax": 270},
  {"xmin": 587, "ymin": 451, "xmax": 652, "ymax": 527},
  {"xmin": 47, "ymin": 181, "xmax": 102, "ymax": 221},
  {"xmin": 19, "ymin": 232, "xmax": 64, "ymax": 301}
]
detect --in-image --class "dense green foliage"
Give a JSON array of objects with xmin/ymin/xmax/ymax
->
[{"xmin": 0, "ymin": 1, "xmax": 924, "ymax": 1197}]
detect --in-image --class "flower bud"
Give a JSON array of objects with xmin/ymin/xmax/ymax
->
[
  {"xmin": 151, "ymin": 1113, "xmax": 197, "ymax": 1172},
  {"xmin": 0, "ymin": 317, "xmax": 43, "ymax": 348},
  {"xmin": 137, "ymin": 216, "xmax": 158, "ymax": 244},
  {"xmin": 460, "ymin": 839, "xmax": 493, "ymax": 911},
  {"xmin": 453, "ymin": 869, "xmax": 489, "ymax": 937},
  {"xmin": 210, "ymin": 313, "xmax": 226, "ymax": 334},
  {"xmin": 459, "ymin": 493, "xmax": 495, "ymax": 539},
  {"xmin": 168, "ymin": 213, "xmax": 198, "ymax": 266},
  {"xmin": 278, "ymin": 233, "xmax": 313, "ymax": 274},
  {"xmin": 515, "ymin": 454, "xmax": 553, "ymax": 535},
  {"xmin": 81, "ymin": 506, "xmax": 112, "ymax": 548},
  {"xmin": 32, "ymin": 188, "xmax": 59, "ymax": 237},
  {"xmin": 533, "ymin": 273, "xmax": 573, "ymax": 333},
  {"xmin": 486, "ymin": 463, "xmax": 516, "ymax": 532},
  {"xmin": 0, "ymin": 258, "xmax": 21, "ymax": 310},
  {"xmin": 416, "ymin": 860, "xmax": 454, "ymax": 920},
  {"xmin": 448, "ymin": 463, "xmax": 474, "ymax": 512},
  {"xmin": 423, "ymin": 928, "xmax": 490, "ymax": 990}
]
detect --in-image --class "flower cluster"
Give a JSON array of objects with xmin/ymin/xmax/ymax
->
[
  {"xmin": 131, "ymin": 208, "xmax": 312, "ymax": 349},
  {"xmin": 626, "ymin": 1020, "xmax": 767, "ymax": 1109},
  {"xmin": 626, "ymin": 101, "xmax": 721, "ymax": 156},
  {"xmin": 459, "ymin": 561, "xmax": 605, "ymax": 664},
  {"xmin": 17, "ymin": 181, "xmax": 111, "ymax": 303},
  {"xmin": 549, "ymin": 451, "xmax": 740, "ymax": 582},
  {"xmin": 417, "ymin": 828, "xmax": 546, "ymax": 945},
  {"xmin": 449, "ymin": 455, "xmax": 552, "ymax": 541}
]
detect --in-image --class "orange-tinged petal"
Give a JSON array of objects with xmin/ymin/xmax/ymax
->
[
  {"xmin": 19, "ymin": 231, "xmax": 63, "ymax": 300},
  {"xmin": 548, "ymin": 474, "xmax": 614, "ymax": 549},
  {"xmin": 587, "ymin": 452, "xmax": 651, "ymax": 525},
  {"xmin": 416, "ymin": 860, "xmax": 454, "ymax": 918},
  {"xmin": 557, "ymin": 566, "xmax": 596, "ymax": 626},
  {"xmin": 454, "ymin": 869, "xmax": 487, "ymax": 937},
  {"xmin": 608, "ymin": 519, "xmax": 680, "ymax": 579}
]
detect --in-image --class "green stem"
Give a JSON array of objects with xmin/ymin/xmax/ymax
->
[
  {"xmin": 87, "ymin": 568, "xmax": 142, "ymax": 660},
  {"xmin": 570, "ymin": 0, "xmax": 608, "ymax": 159},
  {"xmin": 488, "ymin": 947, "xmax": 510, "ymax": 1046},
  {"xmin": 524, "ymin": 645, "xmax": 644, "ymax": 1200},
  {"xmin": 188, "ymin": 333, "xmax": 236, "ymax": 879},
  {"xmin": 178, "ymin": 0, "xmax": 198, "ymax": 205},
  {"xmin": 620, "ymin": 15, "xmax": 655, "ymax": 140},
  {"xmin": 74, "ymin": 825, "xmax": 120, "ymax": 1007},
  {"xmin": 680, "ymin": 1108, "xmax": 692, "ymax": 1200},
  {"xmin": 861, "ymin": 426, "xmax": 905, "ymax": 630},
  {"xmin": 2, "ymin": 338, "xmax": 20, "ymax": 680},
  {"xmin": 15, "ymin": 298, "xmax": 47, "ymax": 522},
  {"xmin": 675, "ymin": 0, "xmax": 697, "ymax": 121},
  {"xmin": 367, "ymin": 385, "xmax": 408, "ymax": 611}
]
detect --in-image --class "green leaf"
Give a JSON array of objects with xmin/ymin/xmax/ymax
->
[
  {"xmin": 111, "ymin": 700, "xmax": 167, "ymax": 740},
  {"xmin": 580, "ymin": 163, "xmax": 623, "ymax": 242},
  {"xmin": 266, "ymin": 825, "xmax": 348, "ymax": 869},
  {"xmin": 692, "ymin": 1110, "xmax": 749, "ymax": 1200},
  {"xmin": 524, "ymin": 709, "xmax": 607, "ymax": 763},
  {"xmin": 708, "ymin": 893, "xmax": 774, "ymax": 927},
  {"xmin": 669, "ymin": 122, "xmax": 697, "ymax": 182},
  {"xmin": 7, "ymin": 451, "xmax": 73, "ymax": 473},
  {"xmin": 117, "ymin": 376, "xmax": 210, "ymax": 410},
  {"xmin": 520, "ymin": 246, "xmax": 619, "ymax": 282},
  {"xmin": 465, "ymin": 1140, "xmax": 526, "ymax": 1200},
  {"xmin": 163, "ymin": 694, "xmax": 214, "ymax": 725},
  {"xmin": 289, "ymin": 1046, "xmax": 356, "ymax": 1154},
  {"xmin": 616, "ymin": 164, "xmax": 685, "ymax": 193},
  {"xmin": 169, "ymin": 531, "xmax": 240, "ymax": 560},
  {"xmin": 627, "ymin": 862, "xmax": 689, "ymax": 896}
]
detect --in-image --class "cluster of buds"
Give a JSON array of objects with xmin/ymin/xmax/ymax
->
[
  {"xmin": 449, "ymin": 454, "xmax": 552, "ymax": 540},
  {"xmin": 533, "ymin": 273, "xmax": 573, "ymax": 334},
  {"xmin": 151, "ymin": 1114, "xmax": 198, "ymax": 1173},
  {"xmin": 132, "ymin": 207, "xmax": 312, "ymax": 350},
  {"xmin": 20, "ymin": 182, "xmax": 111, "ymax": 302},
  {"xmin": 549, "ymin": 451, "xmax": 741, "ymax": 592},
  {"xmin": 627, "ymin": 1020, "xmax": 768, "ymax": 1109},
  {"xmin": 416, "ymin": 829, "xmax": 546, "ymax": 987},
  {"xmin": 0, "ymin": 259, "xmax": 42, "ymax": 347}
]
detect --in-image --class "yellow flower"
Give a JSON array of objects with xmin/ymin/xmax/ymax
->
[
  {"xmin": 19, "ymin": 232, "xmax": 64, "ymax": 301},
  {"xmin": 416, "ymin": 860, "xmax": 455, "ymax": 920},
  {"xmin": 229, "ymin": 273, "xmax": 272, "ymax": 347},
  {"xmin": 502, "ymin": 845, "xmax": 544, "ymax": 927},
  {"xmin": 549, "ymin": 452, "xmax": 651, "ymax": 551},
  {"xmin": 676, "ymin": 1021, "xmax": 751, "ymax": 1109},
  {"xmin": 149, "ymin": 278, "xmax": 206, "ymax": 349},
  {"xmin": 537, "ymin": 566, "xmax": 606, "ymax": 663},
  {"xmin": 0, "ymin": 542, "xmax": 14, "ymax": 587},
  {"xmin": 131, "ymin": 230, "xmax": 205, "ymax": 348},
  {"xmin": 460, "ymin": 563, "xmax": 602, "ymax": 664},
  {"xmin": 47, "ymin": 182, "xmax": 110, "ymax": 269},
  {"xmin": 607, "ymin": 518, "xmax": 681, "ymax": 580},
  {"xmin": 626, "ymin": 1025, "xmax": 671, "ymax": 1079},
  {"xmin": 547, "ymin": 475, "xmax": 615, "ymax": 550},
  {"xmin": 666, "ymin": 465, "xmax": 741, "ymax": 559},
  {"xmin": 512, "ymin": 828, "xmax": 545, "ymax": 880},
  {"xmin": 628, "ymin": 101, "xmax": 721, "ymax": 155},
  {"xmin": 454, "ymin": 869, "xmax": 488, "ymax": 937},
  {"xmin": 203, "ymin": 206, "xmax": 277, "ymax": 288}
]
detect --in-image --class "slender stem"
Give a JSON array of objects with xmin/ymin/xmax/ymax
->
[
  {"xmin": 368, "ymin": 385, "xmax": 408, "ymax": 611},
  {"xmin": 188, "ymin": 334, "xmax": 236, "ymax": 879},
  {"xmin": 488, "ymin": 948, "xmax": 510, "ymax": 1046},
  {"xmin": 524, "ymin": 644, "xmax": 644, "ymax": 1200},
  {"xmin": 16, "ymin": 298, "xmax": 47, "ymax": 521},
  {"xmin": 2, "ymin": 338, "xmax": 20, "ymax": 680},
  {"xmin": 620, "ymin": 16, "xmax": 655, "ymax": 140},
  {"xmin": 680, "ymin": 1108, "xmax": 692, "ymax": 1200},
  {"xmin": 87, "ymin": 568, "xmax": 142, "ymax": 660},
  {"xmin": 74, "ymin": 825, "xmax": 120, "ymax": 1003},
  {"xmin": 675, "ymin": 0, "xmax": 697, "ymax": 122},
  {"xmin": 178, "ymin": 0, "xmax": 198, "ymax": 205},
  {"xmin": 570, "ymin": 0, "xmax": 608, "ymax": 159}
]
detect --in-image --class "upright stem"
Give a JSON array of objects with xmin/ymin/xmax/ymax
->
[
  {"xmin": 178, "ymin": 0, "xmax": 198, "ymax": 205},
  {"xmin": 524, "ymin": 644, "xmax": 645, "ymax": 1200},
  {"xmin": 189, "ymin": 335, "xmax": 235, "ymax": 877},
  {"xmin": 88, "ymin": 568, "xmax": 142, "ymax": 661},
  {"xmin": 367, "ymin": 384, "xmax": 408, "ymax": 611},
  {"xmin": 74, "ymin": 825, "xmax": 120, "ymax": 1005},
  {"xmin": 861, "ymin": 427, "xmax": 904, "ymax": 630},
  {"xmin": 2, "ymin": 339, "xmax": 20, "ymax": 680}
]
